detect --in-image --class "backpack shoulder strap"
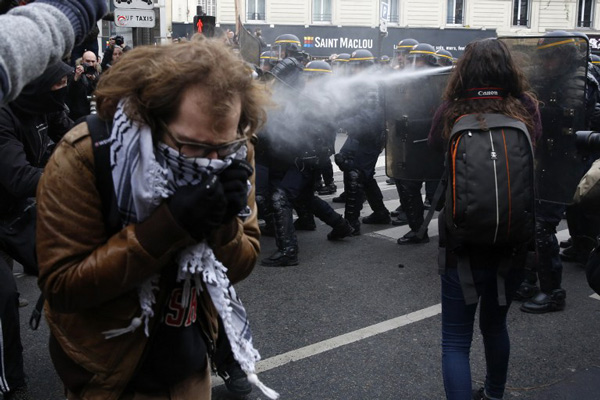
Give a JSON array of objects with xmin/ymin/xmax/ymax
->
[{"xmin": 86, "ymin": 114, "xmax": 121, "ymax": 236}]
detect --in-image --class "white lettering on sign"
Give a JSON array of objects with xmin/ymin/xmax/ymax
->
[
  {"xmin": 339, "ymin": 37, "xmax": 373, "ymax": 49},
  {"xmin": 115, "ymin": 9, "xmax": 155, "ymax": 28}
]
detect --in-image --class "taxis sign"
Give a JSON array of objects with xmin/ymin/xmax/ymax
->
[
  {"xmin": 113, "ymin": 0, "xmax": 154, "ymax": 10},
  {"xmin": 115, "ymin": 9, "xmax": 155, "ymax": 28}
]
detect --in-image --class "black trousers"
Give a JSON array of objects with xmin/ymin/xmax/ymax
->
[{"xmin": 0, "ymin": 256, "xmax": 25, "ymax": 393}]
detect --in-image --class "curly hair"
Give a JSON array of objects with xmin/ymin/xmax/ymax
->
[
  {"xmin": 95, "ymin": 34, "xmax": 267, "ymax": 139},
  {"xmin": 441, "ymin": 38, "xmax": 537, "ymax": 138}
]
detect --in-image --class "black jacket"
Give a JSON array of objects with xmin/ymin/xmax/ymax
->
[{"xmin": 0, "ymin": 104, "xmax": 72, "ymax": 216}]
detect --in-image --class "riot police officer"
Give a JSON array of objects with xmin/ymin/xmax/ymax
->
[
  {"xmin": 392, "ymin": 38, "xmax": 419, "ymax": 70},
  {"xmin": 395, "ymin": 43, "xmax": 440, "ymax": 245},
  {"xmin": 269, "ymin": 34, "xmax": 305, "ymax": 89},
  {"xmin": 520, "ymin": 31, "xmax": 597, "ymax": 313},
  {"xmin": 334, "ymin": 49, "xmax": 391, "ymax": 234},
  {"xmin": 435, "ymin": 48, "xmax": 454, "ymax": 67},
  {"xmin": 331, "ymin": 53, "xmax": 351, "ymax": 75},
  {"xmin": 261, "ymin": 58, "xmax": 353, "ymax": 267}
]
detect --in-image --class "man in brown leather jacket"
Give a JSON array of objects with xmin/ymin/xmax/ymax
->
[{"xmin": 36, "ymin": 36, "xmax": 268, "ymax": 400}]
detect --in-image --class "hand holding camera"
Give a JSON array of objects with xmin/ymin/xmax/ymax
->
[
  {"xmin": 218, "ymin": 159, "xmax": 254, "ymax": 221},
  {"xmin": 168, "ymin": 174, "xmax": 227, "ymax": 240}
]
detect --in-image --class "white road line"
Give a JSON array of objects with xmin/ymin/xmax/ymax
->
[
  {"xmin": 256, "ymin": 304, "xmax": 441, "ymax": 373},
  {"xmin": 591, "ymin": 293, "xmax": 600, "ymax": 301},
  {"xmin": 212, "ymin": 304, "xmax": 441, "ymax": 387}
]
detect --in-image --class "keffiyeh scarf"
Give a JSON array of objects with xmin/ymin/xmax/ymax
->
[{"xmin": 101, "ymin": 101, "xmax": 278, "ymax": 399}]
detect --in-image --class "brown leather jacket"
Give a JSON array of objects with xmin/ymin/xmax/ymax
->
[{"xmin": 36, "ymin": 122, "xmax": 260, "ymax": 400}]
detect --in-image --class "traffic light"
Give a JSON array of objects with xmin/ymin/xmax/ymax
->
[{"xmin": 193, "ymin": 15, "xmax": 216, "ymax": 38}]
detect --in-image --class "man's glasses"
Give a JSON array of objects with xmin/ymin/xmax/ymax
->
[{"xmin": 161, "ymin": 123, "xmax": 247, "ymax": 159}]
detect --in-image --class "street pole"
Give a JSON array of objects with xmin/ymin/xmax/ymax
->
[{"xmin": 158, "ymin": 0, "xmax": 168, "ymax": 44}]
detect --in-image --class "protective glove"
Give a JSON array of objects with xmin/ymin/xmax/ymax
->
[
  {"xmin": 38, "ymin": 0, "xmax": 108, "ymax": 44},
  {"xmin": 218, "ymin": 159, "xmax": 254, "ymax": 221},
  {"xmin": 167, "ymin": 174, "xmax": 227, "ymax": 240}
]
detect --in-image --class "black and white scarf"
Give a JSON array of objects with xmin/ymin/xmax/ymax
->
[{"xmin": 101, "ymin": 101, "xmax": 278, "ymax": 399}]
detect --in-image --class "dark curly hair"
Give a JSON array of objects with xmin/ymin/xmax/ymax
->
[
  {"xmin": 95, "ymin": 34, "xmax": 267, "ymax": 140},
  {"xmin": 441, "ymin": 38, "xmax": 537, "ymax": 138}
]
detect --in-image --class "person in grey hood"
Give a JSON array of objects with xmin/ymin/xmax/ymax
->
[{"xmin": 0, "ymin": 61, "xmax": 73, "ymax": 400}]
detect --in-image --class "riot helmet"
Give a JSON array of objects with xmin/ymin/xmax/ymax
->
[
  {"xmin": 260, "ymin": 50, "xmax": 279, "ymax": 72},
  {"xmin": 349, "ymin": 49, "xmax": 375, "ymax": 72},
  {"xmin": 536, "ymin": 31, "xmax": 588, "ymax": 78},
  {"xmin": 304, "ymin": 60, "xmax": 333, "ymax": 80},
  {"xmin": 379, "ymin": 55, "xmax": 391, "ymax": 68},
  {"xmin": 435, "ymin": 49, "xmax": 454, "ymax": 67},
  {"xmin": 393, "ymin": 38, "xmax": 419, "ymax": 69},
  {"xmin": 331, "ymin": 53, "xmax": 350, "ymax": 74},
  {"xmin": 407, "ymin": 43, "xmax": 438, "ymax": 68},
  {"xmin": 272, "ymin": 34, "xmax": 302, "ymax": 60}
]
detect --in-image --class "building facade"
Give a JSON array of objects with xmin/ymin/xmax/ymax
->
[{"xmin": 170, "ymin": 0, "xmax": 600, "ymax": 35}]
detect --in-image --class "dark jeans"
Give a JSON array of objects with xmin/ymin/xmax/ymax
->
[{"xmin": 441, "ymin": 265, "xmax": 523, "ymax": 400}]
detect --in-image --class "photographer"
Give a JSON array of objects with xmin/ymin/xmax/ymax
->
[
  {"xmin": 66, "ymin": 51, "xmax": 100, "ymax": 121},
  {"xmin": 101, "ymin": 35, "xmax": 130, "ymax": 71}
]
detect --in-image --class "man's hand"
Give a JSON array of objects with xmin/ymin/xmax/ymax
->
[
  {"xmin": 167, "ymin": 174, "xmax": 227, "ymax": 240},
  {"xmin": 74, "ymin": 65, "xmax": 83, "ymax": 81},
  {"xmin": 219, "ymin": 159, "xmax": 254, "ymax": 221}
]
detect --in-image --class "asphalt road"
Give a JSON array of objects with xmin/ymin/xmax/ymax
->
[{"xmin": 10, "ymin": 150, "xmax": 600, "ymax": 400}]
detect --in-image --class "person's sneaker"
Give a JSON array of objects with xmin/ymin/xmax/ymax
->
[
  {"xmin": 4, "ymin": 385, "xmax": 34, "ymax": 400},
  {"xmin": 520, "ymin": 289, "xmax": 566, "ymax": 314},
  {"xmin": 397, "ymin": 231, "xmax": 429, "ymax": 245},
  {"xmin": 362, "ymin": 211, "xmax": 391, "ymax": 224},
  {"xmin": 385, "ymin": 177, "xmax": 395, "ymax": 185},
  {"xmin": 332, "ymin": 192, "xmax": 346, "ymax": 203},
  {"xmin": 294, "ymin": 216, "xmax": 316, "ymax": 231},
  {"xmin": 327, "ymin": 219, "xmax": 354, "ymax": 240},
  {"xmin": 513, "ymin": 281, "xmax": 539, "ymax": 301},
  {"xmin": 217, "ymin": 361, "xmax": 253, "ymax": 397},
  {"xmin": 261, "ymin": 249, "xmax": 299, "ymax": 267},
  {"xmin": 317, "ymin": 183, "xmax": 337, "ymax": 195},
  {"xmin": 472, "ymin": 387, "xmax": 491, "ymax": 400}
]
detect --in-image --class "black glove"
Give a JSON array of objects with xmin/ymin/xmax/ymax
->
[
  {"xmin": 218, "ymin": 159, "xmax": 254, "ymax": 221},
  {"xmin": 168, "ymin": 174, "xmax": 227, "ymax": 240}
]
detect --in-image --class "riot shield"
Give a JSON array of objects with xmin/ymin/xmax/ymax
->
[
  {"xmin": 500, "ymin": 34, "xmax": 590, "ymax": 204},
  {"xmin": 238, "ymin": 18, "xmax": 261, "ymax": 66},
  {"xmin": 384, "ymin": 69, "xmax": 449, "ymax": 181}
]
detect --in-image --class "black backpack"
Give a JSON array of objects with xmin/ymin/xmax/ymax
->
[
  {"xmin": 445, "ymin": 113, "xmax": 535, "ymax": 247},
  {"xmin": 30, "ymin": 114, "xmax": 119, "ymax": 330},
  {"xmin": 423, "ymin": 113, "xmax": 536, "ymax": 306}
]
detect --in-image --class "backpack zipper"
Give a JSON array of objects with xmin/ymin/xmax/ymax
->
[{"xmin": 488, "ymin": 130, "xmax": 500, "ymax": 244}]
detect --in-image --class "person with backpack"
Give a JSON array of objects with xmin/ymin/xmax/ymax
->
[{"xmin": 428, "ymin": 38, "xmax": 541, "ymax": 400}]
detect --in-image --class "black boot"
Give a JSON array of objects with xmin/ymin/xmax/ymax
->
[
  {"xmin": 317, "ymin": 183, "xmax": 337, "ymax": 195},
  {"xmin": 362, "ymin": 211, "xmax": 391, "ymax": 224},
  {"xmin": 262, "ymin": 189, "xmax": 299, "ymax": 267},
  {"xmin": 332, "ymin": 191, "xmax": 346, "ymax": 203},
  {"xmin": 513, "ymin": 281, "xmax": 540, "ymax": 301},
  {"xmin": 397, "ymin": 230, "xmax": 429, "ymax": 245},
  {"xmin": 520, "ymin": 289, "xmax": 566, "ymax": 314},
  {"xmin": 261, "ymin": 247, "xmax": 299, "ymax": 267},
  {"xmin": 294, "ymin": 215, "xmax": 316, "ymax": 231},
  {"xmin": 363, "ymin": 177, "xmax": 390, "ymax": 224},
  {"xmin": 343, "ymin": 170, "xmax": 364, "ymax": 236},
  {"xmin": 327, "ymin": 217, "xmax": 355, "ymax": 240},
  {"xmin": 560, "ymin": 235, "xmax": 596, "ymax": 265}
]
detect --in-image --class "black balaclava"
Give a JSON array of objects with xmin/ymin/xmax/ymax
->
[{"xmin": 11, "ymin": 61, "xmax": 73, "ymax": 115}]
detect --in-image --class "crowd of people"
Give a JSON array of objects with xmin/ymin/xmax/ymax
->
[{"xmin": 0, "ymin": 1, "xmax": 599, "ymax": 399}]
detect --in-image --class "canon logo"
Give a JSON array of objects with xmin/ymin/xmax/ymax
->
[{"xmin": 478, "ymin": 90, "xmax": 499, "ymax": 96}]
